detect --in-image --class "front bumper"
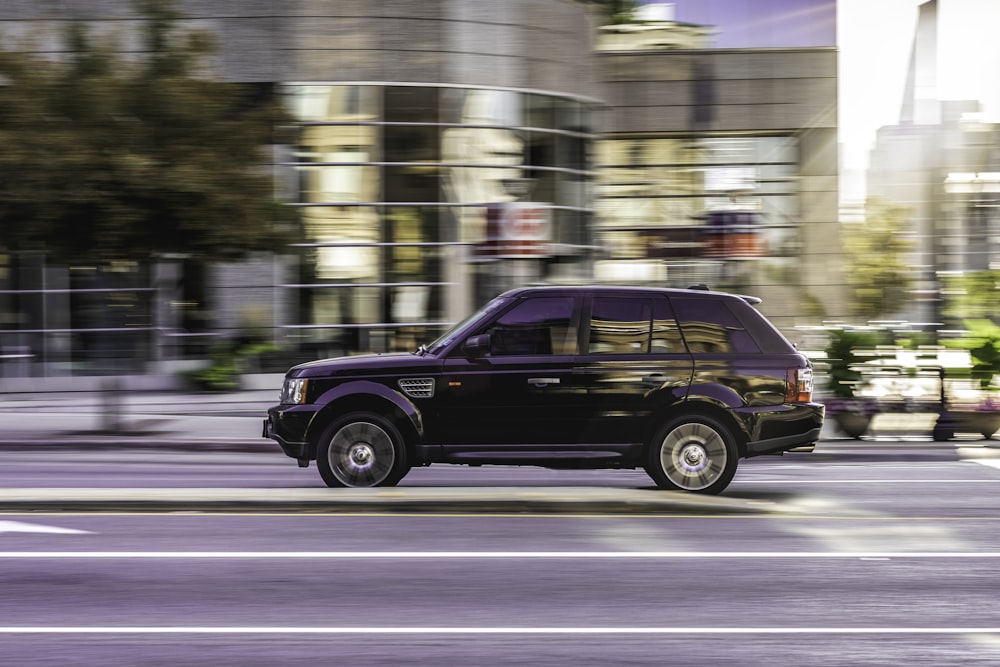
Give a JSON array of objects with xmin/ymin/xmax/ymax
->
[{"xmin": 263, "ymin": 405, "xmax": 319, "ymax": 460}]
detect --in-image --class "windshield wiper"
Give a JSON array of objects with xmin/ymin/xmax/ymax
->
[{"xmin": 415, "ymin": 344, "xmax": 428, "ymax": 356}]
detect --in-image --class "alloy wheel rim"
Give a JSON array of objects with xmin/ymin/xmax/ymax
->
[
  {"xmin": 659, "ymin": 423, "xmax": 727, "ymax": 491},
  {"xmin": 329, "ymin": 421, "xmax": 395, "ymax": 487}
]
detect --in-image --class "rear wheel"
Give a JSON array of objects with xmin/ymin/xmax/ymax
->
[
  {"xmin": 645, "ymin": 415, "xmax": 739, "ymax": 494},
  {"xmin": 316, "ymin": 412, "xmax": 410, "ymax": 488}
]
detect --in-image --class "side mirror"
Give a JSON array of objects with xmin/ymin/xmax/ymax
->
[{"xmin": 462, "ymin": 334, "xmax": 491, "ymax": 358}]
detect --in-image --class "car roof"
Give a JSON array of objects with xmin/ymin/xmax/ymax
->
[{"xmin": 498, "ymin": 284, "xmax": 762, "ymax": 305}]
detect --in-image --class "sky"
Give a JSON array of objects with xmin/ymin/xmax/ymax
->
[
  {"xmin": 837, "ymin": 0, "xmax": 1000, "ymax": 195},
  {"xmin": 642, "ymin": 0, "xmax": 1000, "ymax": 203}
]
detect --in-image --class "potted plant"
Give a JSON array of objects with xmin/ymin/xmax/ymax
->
[
  {"xmin": 825, "ymin": 395, "xmax": 880, "ymax": 439},
  {"xmin": 948, "ymin": 397, "xmax": 1000, "ymax": 440},
  {"xmin": 940, "ymin": 320, "xmax": 1000, "ymax": 439},
  {"xmin": 823, "ymin": 328, "xmax": 881, "ymax": 439}
]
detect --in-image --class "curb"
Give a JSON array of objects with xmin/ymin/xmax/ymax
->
[
  {"xmin": 0, "ymin": 436, "xmax": 276, "ymax": 453},
  {"xmin": 0, "ymin": 487, "xmax": 800, "ymax": 515}
]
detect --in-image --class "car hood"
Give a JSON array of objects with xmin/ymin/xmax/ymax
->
[{"xmin": 288, "ymin": 352, "xmax": 438, "ymax": 378}]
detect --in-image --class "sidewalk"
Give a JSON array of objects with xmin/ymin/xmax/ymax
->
[{"xmin": 0, "ymin": 387, "xmax": 278, "ymax": 451}]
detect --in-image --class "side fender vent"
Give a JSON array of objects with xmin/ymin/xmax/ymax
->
[{"xmin": 398, "ymin": 378, "xmax": 435, "ymax": 399}]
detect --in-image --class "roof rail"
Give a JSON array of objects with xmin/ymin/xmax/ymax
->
[{"xmin": 686, "ymin": 283, "xmax": 761, "ymax": 305}]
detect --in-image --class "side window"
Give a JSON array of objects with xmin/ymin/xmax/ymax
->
[
  {"xmin": 484, "ymin": 296, "xmax": 576, "ymax": 356},
  {"xmin": 671, "ymin": 297, "xmax": 761, "ymax": 354},
  {"xmin": 651, "ymin": 298, "xmax": 685, "ymax": 353},
  {"xmin": 588, "ymin": 297, "xmax": 651, "ymax": 354}
]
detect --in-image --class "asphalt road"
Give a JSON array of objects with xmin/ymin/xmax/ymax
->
[{"xmin": 3, "ymin": 441, "xmax": 1000, "ymax": 665}]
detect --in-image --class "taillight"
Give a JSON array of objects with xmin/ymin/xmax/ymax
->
[{"xmin": 786, "ymin": 367, "xmax": 813, "ymax": 403}]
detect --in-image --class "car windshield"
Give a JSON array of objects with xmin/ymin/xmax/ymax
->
[{"xmin": 423, "ymin": 296, "xmax": 511, "ymax": 355}]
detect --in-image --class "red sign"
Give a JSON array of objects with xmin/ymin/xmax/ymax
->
[{"xmin": 477, "ymin": 203, "xmax": 552, "ymax": 257}]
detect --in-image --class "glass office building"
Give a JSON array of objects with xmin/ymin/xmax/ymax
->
[
  {"xmin": 282, "ymin": 83, "xmax": 598, "ymax": 355},
  {"xmin": 595, "ymin": 135, "xmax": 802, "ymax": 288}
]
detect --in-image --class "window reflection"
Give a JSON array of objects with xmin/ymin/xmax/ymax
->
[
  {"xmin": 652, "ymin": 298, "xmax": 684, "ymax": 353},
  {"xmin": 286, "ymin": 85, "xmax": 379, "ymax": 122},
  {"xmin": 671, "ymin": 298, "xmax": 760, "ymax": 354},
  {"xmin": 441, "ymin": 88, "xmax": 522, "ymax": 126},
  {"xmin": 588, "ymin": 297, "xmax": 651, "ymax": 354},
  {"xmin": 385, "ymin": 86, "xmax": 438, "ymax": 124},
  {"xmin": 384, "ymin": 125, "xmax": 439, "ymax": 162},
  {"xmin": 483, "ymin": 297, "xmax": 576, "ymax": 356}
]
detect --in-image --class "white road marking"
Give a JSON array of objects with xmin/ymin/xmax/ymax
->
[
  {"xmin": 0, "ymin": 551, "xmax": 997, "ymax": 559},
  {"xmin": 0, "ymin": 521, "xmax": 92, "ymax": 535},
  {"xmin": 734, "ymin": 479, "xmax": 1000, "ymax": 483},
  {"xmin": 0, "ymin": 626, "xmax": 997, "ymax": 634},
  {"xmin": 970, "ymin": 459, "xmax": 1000, "ymax": 471}
]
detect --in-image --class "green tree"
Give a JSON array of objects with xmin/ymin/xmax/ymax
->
[
  {"xmin": 941, "ymin": 270, "xmax": 1000, "ymax": 325},
  {"xmin": 824, "ymin": 328, "xmax": 883, "ymax": 397},
  {"xmin": 0, "ymin": 0, "xmax": 292, "ymax": 264},
  {"xmin": 842, "ymin": 197, "xmax": 914, "ymax": 322},
  {"xmin": 944, "ymin": 319, "xmax": 1000, "ymax": 389},
  {"xmin": 584, "ymin": 0, "xmax": 639, "ymax": 25}
]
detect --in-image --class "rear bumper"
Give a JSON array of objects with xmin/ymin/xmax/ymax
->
[
  {"xmin": 743, "ymin": 403, "xmax": 825, "ymax": 457},
  {"xmin": 746, "ymin": 427, "xmax": 822, "ymax": 456}
]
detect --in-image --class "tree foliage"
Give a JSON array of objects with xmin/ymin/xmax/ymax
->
[
  {"xmin": 842, "ymin": 197, "xmax": 914, "ymax": 322},
  {"xmin": 0, "ymin": 0, "xmax": 292, "ymax": 263},
  {"xmin": 941, "ymin": 270, "xmax": 1000, "ymax": 325},
  {"xmin": 944, "ymin": 319, "xmax": 1000, "ymax": 388},
  {"xmin": 823, "ymin": 328, "xmax": 884, "ymax": 397},
  {"xmin": 584, "ymin": 0, "xmax": 639, "ymax": 25}
]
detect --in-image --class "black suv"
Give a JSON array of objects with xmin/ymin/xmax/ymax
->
[{"xmin": 264, "ymin": 285, "xmax": 823, "ymax": 494}]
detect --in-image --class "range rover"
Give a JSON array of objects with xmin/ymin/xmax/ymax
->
[{"xmin": 263, "ymin": 285, "xmax": 823, "ymax": 494}]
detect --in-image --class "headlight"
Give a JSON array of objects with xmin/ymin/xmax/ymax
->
[{"xmin": 280, "ymin": 378, "xmax": 309, "ymax": 405}]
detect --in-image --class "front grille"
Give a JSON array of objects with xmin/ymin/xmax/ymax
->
[{"xmin": 398, "ymin": 378, "xmax": 435, "ymax": 399}]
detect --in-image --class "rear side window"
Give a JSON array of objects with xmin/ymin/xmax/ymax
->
[
  {"xmin": 671, "ymin": 297, "xmax": 761, "ymax": 354},
  {"xmin": 484, "ymin": 296, "xmax": 577, "ymax": 356},
  {"xmin": 726, "ymin": 299, "xmax": 796, "ymax": 354},
  {"xmin": 588, "ymin": 297, "xmax": 651, "ymax": 354},
  {"xmin": 586, "ymin": 296, "xmax": 685, "ymax": 355},
  {"xmin": 652, "ymin": 298, "xmax": 685, "ymax": 353}
]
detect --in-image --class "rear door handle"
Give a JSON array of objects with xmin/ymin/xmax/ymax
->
[{"xmin": 528, "ymin": 377, "xmax": 561, "ymax": 388}]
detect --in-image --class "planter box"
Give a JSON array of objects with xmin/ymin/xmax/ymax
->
[
  {"xmin": 949, "ymin": 412, "xmax": 1000, "ymax": 439},
  {"xmin": 832, "ymin": 412, "xmax": 872, "ymax": 439}
]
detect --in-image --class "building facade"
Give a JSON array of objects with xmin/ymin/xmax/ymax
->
[
  {"xmin": 595, "ymin": 34, "xmax": 841, "ymax": 330},
  {"xmin": 0, "ymin": 0, "xmax": 842, "ymax": 381}
]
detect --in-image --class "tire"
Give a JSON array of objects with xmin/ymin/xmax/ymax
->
[
  {"xmin": 316, "ymin": 412, "xmax": 410, "ymax": 488},
  {"xmin": 645, "ymin": 415, "xmax": 739, "ymax": 494}
]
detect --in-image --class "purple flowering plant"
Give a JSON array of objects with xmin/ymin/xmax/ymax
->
[{"xmin": 823, "ymin": 396, "xmax": 880, "ymax": 416}]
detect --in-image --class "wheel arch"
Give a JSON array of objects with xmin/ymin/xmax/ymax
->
[
  {"xmin": 647, "ymin": 398, "xmax": 750, "ymax": 458},
  {"xmin": 305, "ymin": 382, "xmax": 424, "ymax": 460}
]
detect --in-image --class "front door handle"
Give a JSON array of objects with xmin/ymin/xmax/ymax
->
[
  {"xmin": 643, "ymin": 373, "xmax": 668, "ymax": 385},
  {"xmin": 528, "ymin": 377, "xmax": 561, "ymax": 388}
]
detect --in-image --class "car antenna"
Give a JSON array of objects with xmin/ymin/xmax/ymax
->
[{"xmin": 687, "ymin": 284, "xmax": 710, "ymax": 291}]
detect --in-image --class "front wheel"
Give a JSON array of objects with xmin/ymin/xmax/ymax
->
[
  {"xmin": 316, "ymin": 412, "xmax": 410, "ymax": 488},
  {"xmin": 645, "ymin": 415, "xmax": 739, "ymax": 494}
]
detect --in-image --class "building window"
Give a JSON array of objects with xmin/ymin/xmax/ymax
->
[
  {"xmin": 594, "ymin": 135, "xmax": 801, "ymax": 287},
  {"xmin": 282, "ymin": 84, "xmax": 598, "ymax": 354}
]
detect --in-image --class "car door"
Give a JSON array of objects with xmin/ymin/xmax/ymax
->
[
  {"xmin": 434, "ymin": 294, "xmax": 587, "ymax": 447},
  {"xmin": 573, "ymin": 295, "xmax": 693, "ymax": 444}
]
